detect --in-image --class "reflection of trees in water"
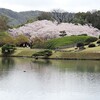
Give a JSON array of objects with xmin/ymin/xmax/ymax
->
[
  {"xmin": 30, "ymin": 60, "xmax": 100, "ymax": 73},
  {"xmin": 30, "ymin": 59, "xmax": 52, "ymax": 75},
  {"xmin": 1, "ymin": 57, "xmax": 15, "ymax": 70},
  {"xmin": 0, "ymin": 57, "xmax": 15, "ymax": 77},
  {"xmin": 32, "ymin": 59, "xmax": 52, "ymax": 67},
  {"xmin": 52, "ymin": 60, "xmax": 100, "ymax": 73},
  {"xmin": 76, "ymin": 61, "xmax": 100, "ymax": 73}
]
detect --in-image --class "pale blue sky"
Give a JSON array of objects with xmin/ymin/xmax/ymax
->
[{"xmin": 0, "ymin": 0, "xmax": 100, "ymax": 12}]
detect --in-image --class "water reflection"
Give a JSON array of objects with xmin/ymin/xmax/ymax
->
[
  {"xmin": 31, "ymin": 59, "xmax": 100, "ymax": 73},
  {"xmin": 32, "ymin": 59, "xmax": 51, "ymax": 66},
  {"xmin": 30, "ymin": 60, "xmax": 52, "ymax": 77},
  {"xmin": 0, "ymin": 58, "xmax": 99, "ymax": 100},
  {"xmin": 0, "ymin": 58, "xmax": 15, "ymax": 78},
  {"xmin": 1, "ymin": 57, "xmax": 15, "ymax": 70},
  {"xmin": 52, "ymin": 60, "xmax": 100, "ymax": 73},
  {"xmin": 0, "ymin": 58, "xmax": 99, "ymax": 74}
]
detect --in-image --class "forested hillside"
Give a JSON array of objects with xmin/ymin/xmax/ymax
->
[
  {"xmin": 0, "ymin": 8, "xmax": 100, "ymax": 30},
  {"xmin": 0, "ymin": 8, "xmax": 41, "ymax": 26}
]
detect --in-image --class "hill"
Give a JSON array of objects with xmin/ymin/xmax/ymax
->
[
  {"xmin": 1, "ymin": 8, "xmax": 100, "ymax": 30},
  {"xmin": 39, "ymin": 36, "xmax": 91, "ymax": 49},
  {"xmin": 0, "ymin": 8, "xmax": 41, "ymax": 26}
]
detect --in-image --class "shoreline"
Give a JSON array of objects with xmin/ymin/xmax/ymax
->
[
  {"xmin": 0, "ymin": 47, "xmax": 100, "ymax": 60},
  {"xmin": 1, "ymin": 55, "xmax": 100, "ymax": 60}
]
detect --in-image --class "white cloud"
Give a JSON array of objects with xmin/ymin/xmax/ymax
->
[
  {"xmin": 0, "ymin": 3, "xmax": 33, "ymax": 12},
  {"xmin": 0, "ymin": 0, "xmax": 100, "ymax": 12}
]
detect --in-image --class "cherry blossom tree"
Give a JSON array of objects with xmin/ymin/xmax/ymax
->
[{"xmin": 8, "ymin": 20, "xmax": 100, "ymax": 40}]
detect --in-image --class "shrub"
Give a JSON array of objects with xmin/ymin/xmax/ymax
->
[
  {"xmin": 43, "ymin": 50, "xmax": 52, "ymax": 57},
  {"xmin": 99, "ymin": 35, "xmax": 100, "ymax": 39},
  {"xmin": 88, "ymin": 43, "xmax": 96, "ymax": 48},
  {"xmin": 59, "ymin": 31, "xmax": 67, "ymax": 37},
  {"xmin": 76, "ymin": 42, "xmax": 84, "ymax": 47},
  {"xmin": 2, "ymin": 36, "xmax": 16, "ymax": 45},
  {"xmin": 59, "ymin": 33, "xmax": 67, "ymax": 37},
  {"xmin": 84, "ymin": 42, "xmax": 90, "ymax": 45},
  {"xmin": 78, "ymin": 34, "xmax": 87, "ymax": 36},
  {"xmin": 85, "ymin": 37, "xmax": 98, "ymax": 44},
  {"xmin": 32, "ymin": 50, "xmax": 52, "ymax": 58},
  {"xmin": 16, "ymin": 35, "xmax": 29, "ymax": 46},
  {"xmin": 97, "ymin": 40, "xmax": 100, "ymax": 44},
  {"xmin": 31, "ymin": 37, "xmax": 45, "ymax": 48},
  {"xmin": 2, "ymin": 44, "xmax": 16, "ymax": 56},
  {"xmin": 76, "ymin": 42, "xmax": 85, "ymax": 50}
]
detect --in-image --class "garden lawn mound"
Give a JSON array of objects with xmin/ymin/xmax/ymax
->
[{"xmin": 43, "ymin": 36, "xmax": 91, "ymax": 49}]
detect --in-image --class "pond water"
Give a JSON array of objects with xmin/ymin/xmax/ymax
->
[{"xmin": 0, "ymin": 58, "xmax": 100, "ymax": 100}]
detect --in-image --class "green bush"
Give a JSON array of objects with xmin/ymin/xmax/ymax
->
[
  {"xmin": 76, "ymin": 42, "xmax": 84, "ymax": 47},
  {"xmin": 2, "ymin": 44, "xmax": 16, "ymax": 56},
  {"xmin": 85, "ymin": 37, "xmax": 98, "ymax": 44},
  {"xmin": 99, "ymin": 35, "xmax": 100, "ymax": 39},
  {"xmin": 76, "ymin": 42, "xmax": 85, "ymax": 50},
  {"xmin": 88, "ymin": 43, "xmax": 96, "ymax": 48},
  {"xmin": 32, "ymin": 50, "xmax": 52, "ymax": 58},
  {"xmin": 59, "ymin": 33, "xmax": 67, "ymax": 37},
  {"xmin": 59, "ymin": 31, "xmax": 67, "ymax": 37},
  {"xmin": 78, "ymin": 34, "xmax": 88, "ymax": 36},
  {"xmin": 97, "ymin": 40, "xmax": 100, "ymax": 44}
]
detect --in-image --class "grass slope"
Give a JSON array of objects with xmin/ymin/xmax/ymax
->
[
  {"xmin": 43, "ymin": 36, "xmax": 91, "ymax": 49},
  {"xmin": 12, "ymin": 48, "xmax": 42, "ymax": 57},
  {"xmin": 81, "ymin": 46, "xmax": 100, "ymax": 53},
  {"xmin": 50, "ymin": 46, "xmax": 100, "ymax": 60}
]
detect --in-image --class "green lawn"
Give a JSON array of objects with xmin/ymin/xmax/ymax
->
[
  {"xmin": 50, "ymin": 51, "xmax": 100, "ymax": 60},
  {"xmin": 50, "ymin": 45, "xmax": 100, "ymax": 59},
  {"xmin": 12, "ymin": 48, "xmax": 42, "ymax": 57},
  {"xmin": 81, "ymin": 46, "xmax": 100, "ymax": 53},
  {"xmin": 43, "ymin": 36, "xmax": 91, "ymax": 49}
]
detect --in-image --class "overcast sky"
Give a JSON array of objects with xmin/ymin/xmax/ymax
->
[{"xmin": 0, "ymin": 0, "xmax": 100, "ymax": 12}]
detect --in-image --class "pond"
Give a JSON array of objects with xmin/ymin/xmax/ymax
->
[{"xmin": 0, "ymin": 58, "xmax": 100, "ymax": 100}]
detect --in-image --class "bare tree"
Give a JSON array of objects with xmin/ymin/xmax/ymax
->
[{"xmin": 51, "ymin": 9, "xmax": 74, "ymax": 24}]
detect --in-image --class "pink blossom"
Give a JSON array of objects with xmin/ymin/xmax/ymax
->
[{"xmin": 8, "ymin": 20, "xmax": 100, "ymax": 39}]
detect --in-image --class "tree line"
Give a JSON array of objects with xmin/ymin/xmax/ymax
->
[
  {"xmin": 37, "ymin": 9, "xmax": 100, "ymax": 29},
  {"xmin": 1, "ymin": 9, "xmax": 100, "ymax": 30},
  {"xmin": 0, "ymin": 15, "xmax": 9, "ymax": 31}
]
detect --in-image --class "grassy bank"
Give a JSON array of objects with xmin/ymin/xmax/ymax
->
[
  {"xmin": 50, "ymin": 52, "xmax": 100, "ymax": 60},
  {"xmin": 0, "ymin": 46, "xmax": 99, "ymax": 60},
  {"xmin": 50, "ymin": 46, "xmax": 100, "ymax": 60}
]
